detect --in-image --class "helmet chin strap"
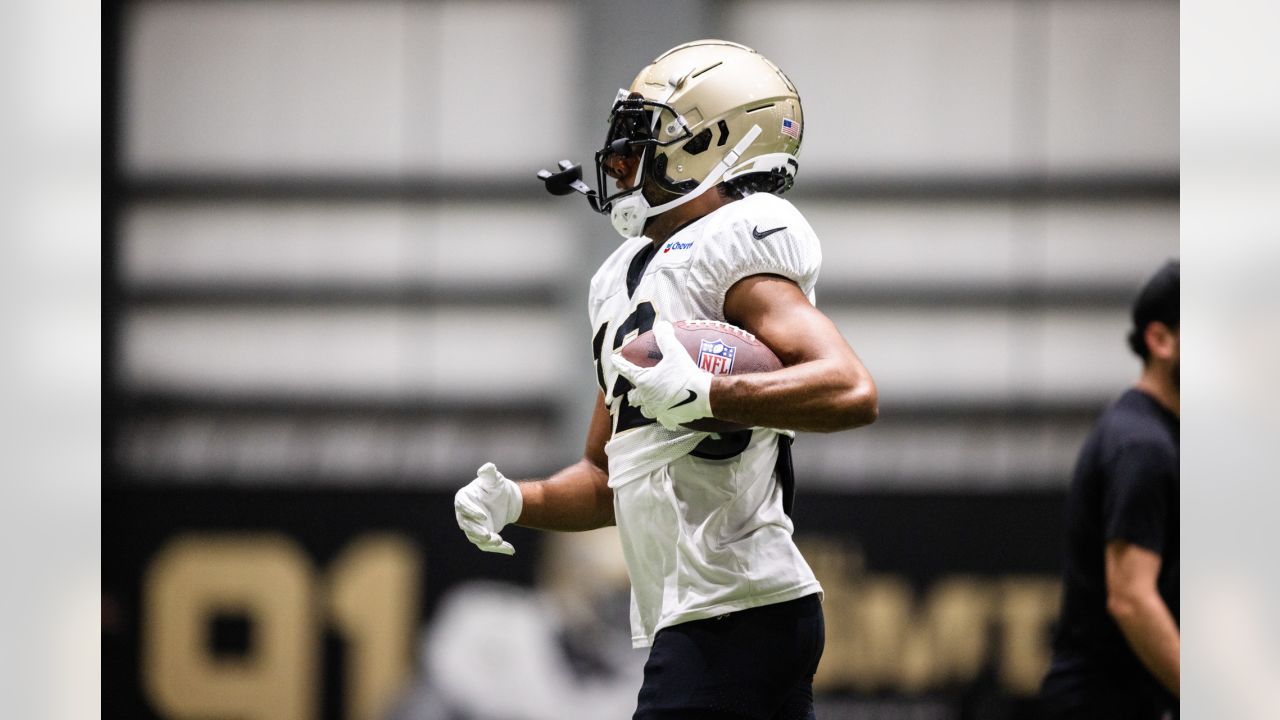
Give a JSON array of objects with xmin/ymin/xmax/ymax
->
[{"xmin": 610, "ymin": 124, "xmax": 763, "ymax": 239}]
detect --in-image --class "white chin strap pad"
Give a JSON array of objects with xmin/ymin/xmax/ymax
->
[
  {"xmin": 609, "ymin": 124, "xmax": 764, "ymax": 240},
  {"xmin": 610, "ymin": 194, "xmax": 650, "ymax": 238}
]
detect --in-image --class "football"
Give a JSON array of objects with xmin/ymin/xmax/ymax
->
[{"xmin": 619, "ymin": 320, "xmax": 782, "ymax": 433}]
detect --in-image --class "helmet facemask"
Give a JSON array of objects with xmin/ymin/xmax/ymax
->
[
  {"xmin": 591, "ymin": 91, "xmax": 693, "ymax": 218},
  {"xmin": 593, "ymin": 90, "xmax": 769, "ymax": 239}
]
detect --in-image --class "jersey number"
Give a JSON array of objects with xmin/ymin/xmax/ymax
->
[{"xmin": 592, "ymin": 301, "xmax": 657, "ymax": 434}]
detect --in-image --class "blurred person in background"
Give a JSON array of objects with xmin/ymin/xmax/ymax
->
[
  {"xmin": 453, "ymin": 40, "xmax": 877, "ymax": 720},
  {"xmin": 1040, "ymin": 260, "xmax": 1180, "ymax": 720},
  {"xmin": 391, "ymin": 529, "xmax": 642, "ymax": 720}
]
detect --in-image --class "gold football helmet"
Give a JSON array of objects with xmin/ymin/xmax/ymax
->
[{"xmin": 538, "ymin": 40, "xmax": 804, "ymax": 238}]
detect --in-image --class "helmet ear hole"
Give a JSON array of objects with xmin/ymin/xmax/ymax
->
[
  {"xmin": 681, "ymin": 128, "xmax": 713, "ymax": 156},
  {"xmin": 650, "ymin": 154, "xmax": 699, "ymax": 194}
]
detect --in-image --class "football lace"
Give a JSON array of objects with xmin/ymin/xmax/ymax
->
[{"xmin": 675, "ymin": 319, "xmax": 761, "ymax": 344}]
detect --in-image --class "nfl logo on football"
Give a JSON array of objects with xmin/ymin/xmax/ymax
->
[{"xmin": 697, "ymin": 339, "xmax": 737, "ymax": 375}]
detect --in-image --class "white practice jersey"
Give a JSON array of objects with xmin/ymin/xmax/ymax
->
[{"xmin": 586, "ymin": 192, "xmax": 825, "ymax": 648}]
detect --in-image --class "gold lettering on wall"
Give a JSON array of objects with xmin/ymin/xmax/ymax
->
[
  {"xmin": 997, "ymin": 577, "xmax": 1062, "ymax": 695},
  {"xmin": 799, "ymin": 536, "xmax": 1060, "ymax": 696},
  {"xmin": 143, "ymin": 535, "xmax": 317, "ymax": 720},
  {"xmin": 142, "ymin": 533, "xmax": 422, "ymax": 720},
  {"xmin": 326, "ymin": 535, "xmax": 422, "ymax": 720}
]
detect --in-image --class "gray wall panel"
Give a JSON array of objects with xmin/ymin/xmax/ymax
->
[
  {"xmin": 123, "ymin": 201, "xmax": 577, "ymax": 287},
  {"xmin": 126, "ymin": 0, "xmax": 575, "ymax": 175},
  {"xmin": 121, "ymin": 307, "xmax": 574, "ymax": 399},
  {"xmin": 727, "ymin": 1, "xmax": 1020, "ymax": 176},
  {"xmin": 1045, "ymin": 0, "xmax": 1179, "ymax": 172}
]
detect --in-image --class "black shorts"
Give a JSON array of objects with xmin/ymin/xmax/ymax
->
[{"xmin": 634, "ymin": 594, "xmax": 824, "ymax": 720}]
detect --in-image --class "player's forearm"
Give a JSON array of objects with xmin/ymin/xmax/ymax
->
[
  {"xmin": 512, "ymin": 458, "xmax": 615, "ymax": 531},
  {"xmin": 710, "ymin": 358, "xmax": 877, "ymax": 432},
  {"xmin": 1109, "ymin": 591, "xmax": 1181, "ymax": 696}
]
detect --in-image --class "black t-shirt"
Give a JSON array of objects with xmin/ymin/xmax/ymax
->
[{"xmin": 1047, "ymin": 388, "xmax": 1179, "ymax": 702}]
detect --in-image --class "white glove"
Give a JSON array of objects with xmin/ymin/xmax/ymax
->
[
  {"xmin": 454, "ymin": 462, "xmax": 523, "ymax": 555},
  {"xmin": 611, "ymin": 320, "xmax": 715, "ymax": 431}
]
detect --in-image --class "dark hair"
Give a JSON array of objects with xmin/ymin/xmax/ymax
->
[
  {"xmin": 1127, "ymin": 260, "xmax": 1179, "ymax": 362},
  {"xmin": 717, "ymin": 169, "xmax": 795, "ymax": 200}
]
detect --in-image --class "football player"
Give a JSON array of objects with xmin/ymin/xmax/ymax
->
[{"xmin": 455, "ymin": 40, "xmax": 878, "ymax": 719}]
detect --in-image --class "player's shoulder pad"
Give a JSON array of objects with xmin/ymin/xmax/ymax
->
[
  {"xmin": 689, "ymin": 193, "xmax": 822, "ymax": 313},
  {"xmin": 698, "ymin": 194, "xmax": 819, "ymax": 264},
  {"xmin": 705, "ymin": 193, "xmax": 816, "ymax": 253}
]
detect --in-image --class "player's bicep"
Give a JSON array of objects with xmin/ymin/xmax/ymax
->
[{"xmin": 723, "ymin": 273, "xmax": 859, "ymax": 367}]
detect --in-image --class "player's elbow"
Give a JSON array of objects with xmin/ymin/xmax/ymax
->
[
  {"xmin": 846, "ymin": 386, "xmax": 880, "ymax": 428},
  {"xmin": 826, "ymin": 381, "xmax": 878, "ymax": 431}
]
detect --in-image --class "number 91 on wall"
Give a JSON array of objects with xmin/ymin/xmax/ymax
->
[{"xmin": 142, "ymin": 533, "xmax": 422, "ymax": 720}]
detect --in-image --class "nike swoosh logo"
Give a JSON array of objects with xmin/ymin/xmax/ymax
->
[
  {"xmin": 752, "ymin": 225, "xmax": 787, "ymax": 240},
  {"xmin": 671, "ymin": 390, "xmax": 699, "ymax": 409}
]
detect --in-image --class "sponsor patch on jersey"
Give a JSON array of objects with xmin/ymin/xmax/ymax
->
[
  {"xmin": 663, "ymin": 240, "xmax": 694, "ymax": 253},
  {"xmin": 698, "ymin": 339, "xmax": 737, "ymax": 375},
  {"xmin": 781, "ymin": 118, "xmax": 800, "ymax": 139}
]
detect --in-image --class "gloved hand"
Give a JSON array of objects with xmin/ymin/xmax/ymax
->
[
  {"xmin": 611, "ymin": 320, "xmax": 715, "ymax": 431},
  {"xmin": 454, "ymin": 462, "xmax": 523, "ymax": 555}
]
